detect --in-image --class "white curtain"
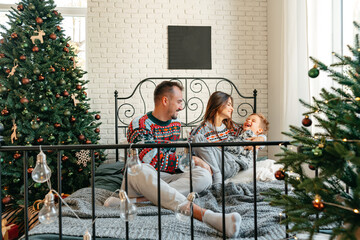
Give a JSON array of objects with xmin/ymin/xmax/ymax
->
[{"xmin": 282, "ymin": 0, "xmax": 310, "ymax": 132}]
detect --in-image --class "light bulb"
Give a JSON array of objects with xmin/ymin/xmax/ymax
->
[
  {"xmin": 126, "ymin": 148, "xmax": 142, "ymax": 176},
  {"xmin": 175, "ymin": 192, "xmax": 196, "ymax": 222},
  {"xmin": 176, "ymin": 148, "xmax": 194, "ymax": 172},
  {"xmin": 119, "ymin": 190, "xmax": 137, "ymax": 221},
  {"xmin": 38, "ymin": 192, "xmax": 58, "ymax": 224},
  {"xmin": 83, "ymin": 230, "xmax": 91, "ymax": 240},
  {"xmin": 32, "ymin": 150, "xmax": 51, "ymax": 183}
]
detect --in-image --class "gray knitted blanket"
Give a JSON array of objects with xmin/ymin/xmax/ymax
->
[{"xmin": 29, "ymin": 181, "xmax": 285, "ymax": 239}]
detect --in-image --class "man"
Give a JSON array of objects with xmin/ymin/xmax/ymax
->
[{"xmin": 107, "ymin": 81, "xmax": 242, "ymax": 237}]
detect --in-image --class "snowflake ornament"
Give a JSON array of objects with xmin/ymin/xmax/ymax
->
[{"xmin": 76, "ymin": 150, "xmax": 91, "ymax": 167}]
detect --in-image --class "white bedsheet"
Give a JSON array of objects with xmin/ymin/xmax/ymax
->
[{"xmin": 226, "ymin": 159, "xmax": 284, "ymax": 184}]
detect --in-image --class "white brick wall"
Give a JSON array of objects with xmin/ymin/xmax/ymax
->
[{"xmin": 86, "ymin": 0, "xmax": 268, "ymax": 160}]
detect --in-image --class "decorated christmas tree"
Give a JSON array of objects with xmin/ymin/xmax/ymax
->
[
  {"xmin": 0, "ymin": 0, "xmax": 105, "ymax": 209},
  {"xmin": 265, "ymin": 22, "xmax": 360, "ymax": 239}
]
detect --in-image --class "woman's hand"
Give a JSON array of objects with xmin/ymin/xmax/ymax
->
[
  {"xmin": 244, "ymin": 136, "xmax": 265, "ymax": 151},
  {"xmin": 192, "ymin": 156, "xmax": 213, "ymax": 175}
]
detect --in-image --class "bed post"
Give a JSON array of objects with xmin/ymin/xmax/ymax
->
[
  {"xmin": 253, "ymin": 89, "xmax": 257, "ymax": 113},
  {"xmin": 115, "ymin": 90, "xmax": 119, "ymax": 162}
]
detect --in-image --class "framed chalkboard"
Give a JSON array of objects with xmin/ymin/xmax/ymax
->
[{"xmin": 168, "ymin": 26, "xmax": 211, "ymax": 69}]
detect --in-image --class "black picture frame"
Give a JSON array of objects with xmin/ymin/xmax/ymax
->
[{"xmin": 168, "ymin": 26, "xmax": 211, "ymax": 69}]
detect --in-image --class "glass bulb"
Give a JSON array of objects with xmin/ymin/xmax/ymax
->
[
  {"xmin": 176, "ymin": 148, "xmax": 194, "ymax": 172},
  {"xmin": 32, "ymin": 150, "xmax": 51, "ymax": 183},
  {"xmin": 175, "ymin": 192, "xmax": 195, "ymax": 222},
  {"xmin": 83, "ymin": 230, "xmax": 91, "ymax": 240},
  {"xmin": 38, "ymin": 192, "xmax": 58, "ymax": 224},
  {"xmin": 119, "ymin": 190, "xmax": 137, "ymax": 221},
  {"xmin": 126, "ymin": 148, "xmax": 142, "ymax": 176}
]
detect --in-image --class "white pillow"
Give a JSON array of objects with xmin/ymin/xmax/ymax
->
[{"xmin": 226, "ymin": 159, "xmax": 284, "ymax": 184}]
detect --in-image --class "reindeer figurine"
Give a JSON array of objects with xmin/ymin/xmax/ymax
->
[
  {"xmin": 7, "ymin": 62, "xmax": 18, "ymax": 78},
  {"xmin": 30, "ymin": 30, "xmax": 45, "ymax": 44},
  {"xmin": 11, "ymin": 119, "xmax": 18, "ymax": 144}
]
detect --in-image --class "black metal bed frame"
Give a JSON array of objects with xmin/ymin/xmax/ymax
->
[
  {"xmin": 0, "ymin": 141, "xmax": 290, "ymax": 240},
  {"xmin": 114, "ymin": 77, "xmax": 258, "ymax": 162}
]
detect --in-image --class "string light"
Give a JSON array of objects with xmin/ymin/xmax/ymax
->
[
  {"xmin": 312, "ymin": 195, "xmax": 360, "ymax": 214},
  {"xmin": 355, "ymin": 97, "xmax": 360, "ymax": 101},
  {"xmin": 342, "ymin": 138, "xmax": 348, "ymax": 142}
]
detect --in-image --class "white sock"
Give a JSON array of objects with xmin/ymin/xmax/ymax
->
[
  {"xmin": 203, "ymin": 210, "xmax": 242, "ymax": 238},
  {"xmin": 104, "ymin": 196, "xmax": 138, "ymax": 207},
  {"xmin": 104, "ymin": 196, "xmax": 121, "ymax": 207}
]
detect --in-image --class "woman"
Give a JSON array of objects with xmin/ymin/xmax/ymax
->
[{"xmin": 189, "ymin": 91, "xmax": 266, "ymax": 184}]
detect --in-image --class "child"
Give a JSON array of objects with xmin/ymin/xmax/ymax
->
[{"xmin": 224, "ymin": 113, "xmax": 269, "ymax": 170}]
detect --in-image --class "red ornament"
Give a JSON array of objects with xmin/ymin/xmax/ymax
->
[
  {"xmin": 76, "ymin": 85, "xmax": 82, "ymax": 90},
  {"xmin": 309, "ymin": 165, "xmax": 316, "ymax": 170},
  {"xmin": 78, "ymin": 134, "xmax": 85, "ymax": 141},
  {"xmin": 49, "ymin": 66, "xmax": 55, "ymax": 72},
  {"xmin": 78, "ymin": 168, "xmax": 83, "ymax": 172},
  {"xmin": 49, "ymin": 33, "xmax": 57, "ymax": 40},
  {"xmin": 19, "ymin": 55, "xmax": 26, "ymax": 60},
  {"xmin": 55, "ymin": 93, "xmax": 60, "ymax": 98},
  {"xmin": 27, "ymin": 167, "xmax": 34, "ymax": 173},
  {"xmin": 21, "ymin": 78, "xmax": 30, "ymax": 84},
  {"xmin": 86, "ymin": 140, "xmax": 91, "ymax": 144},
  {"xmin": 36, "ymin": 17, "xmax": 43, "ymax": 24},
  {"xmin": 0, "ymin": 53, "xmax": 5, "ymax": 58},
  {"xmin": 275, "ymin": 169, "xmax": 285, "ymax": 180},
  {"xmin": 70, "ymin": 116, "xmax": 76, "ymax": 122},
  {"xmin": 13, "ymin": 152, "xmax": 21, "ymax": 159},
  {"xmin": 20, "ymin": 97, "xmax": 29, "ymax": 104},
  {"xmin": 302, "ymin": 116, "xmax": 312, "ymax": 127},
  {"xmin": 32, "ymin": 46, "xmax": 39, "ymax": 52},
  {"xmin": 61, "ymin": 67, "xmax": 65, "ymax": 71},
  {"xmin": 63, "ymin": 47, "xmax": 69, "ymax": 53},
  {"xmin": 53, "ymin": 10, "xmax": 58, "ymax": 15},
  {"xmin": 94, "ymin": 152, "xmax": 99, "ymax": 157},
  {"xmin": 2, "ymin": 195, "xmax": 12, "ymax": 205},
  {"xmin": 36, "ymin": 117, "xmax": 41, "ymax": 122},
  {"xmin": 62, "ymin": 155, "xmax": 69, "ymax": 161},
  {"xmin": 5, "ymin": 69, "xmax": 10, "ymax": 74},
  {"xmin": 0, "ymin": 39, "xmax": 4, "ymax": 44},
  {"xmin": 11, "ymin": 33, "xmax": 18, "ymax": 39},
  {"xmin": 62, "ymin": 90, "xmax": 69, "ymax": 97},
  {"xmin": 54, "ymin": 123, "xmax": 61, "ymax": 128},
  {"xmin": 37, "ymin": 137, "xmax": 44, "ymax": 143},
  {"xmin": 38, "ymin": 75, "xmax": 45, "ymax": 81},
  {"xmin": 95, "ymin": 114, "xmax": 101, "ymax": 120},
  {"xmin": 56, "ymin": 26, "xmax": 61, "ymax": 31},
  {"xmin": 66, "ymin": 43, "xmax": 70, "ymax": 47},
  {"xmin": 83, "ymin": 91, "xmax": 87, "ymax": 96},
  {"xmin": 95, "ymin": 128, "xmax": 100, "ymax": 133},
  {"xmin": 70, "ymin": 57, "xmax": 74, "ymax": 61},
  {"xmin": 17, "ymin": 4, "xmax": 24, "ymax": 11},
  {"xmin": 1, "ymin": 108, "xmax": 9, "ymax": 116}
]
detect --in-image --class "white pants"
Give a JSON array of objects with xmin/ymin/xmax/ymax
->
[{"xmin": 121, "ymin": 163, "xmax": 212, "ymax": 211}]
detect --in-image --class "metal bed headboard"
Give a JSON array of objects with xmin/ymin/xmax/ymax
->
[{"xmin": 114, "ymin": 77, "xmax": 257, "ymax": 161}]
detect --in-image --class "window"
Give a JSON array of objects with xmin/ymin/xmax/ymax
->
[{"xmin": 0, "ymin": 0, "xmax": 86, "ymax": 70}]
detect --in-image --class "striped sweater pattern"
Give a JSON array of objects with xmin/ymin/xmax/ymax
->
[{"xmin": 127, "ymin": 112, "xmax": 181, "ymax": 173}]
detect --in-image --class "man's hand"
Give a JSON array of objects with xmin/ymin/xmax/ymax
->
[
  {"xmin": 192, "ymin": 156, "xmax": 213, "ymax": 175},
  {"xmin": 244, "ymin": 136, "xmax": 265, "ymax": 151}
]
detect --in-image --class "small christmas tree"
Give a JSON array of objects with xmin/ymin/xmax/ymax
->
[
  {"xmin": 0, "ymin": 0, "xmax": 105, "ymax": 209},
  {"xmin": 264, "ymin": 22, "xmax": 360, "ymax": 239}
]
